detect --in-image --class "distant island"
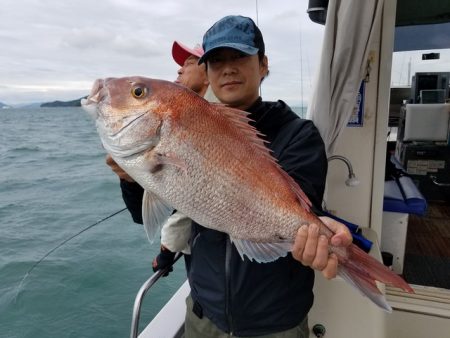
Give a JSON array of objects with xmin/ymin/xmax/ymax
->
[
  {"xmin": 0, "ymin": 101, "xmax": 11, "ymax": 109},
  {"xmin": 40, "ymin": 96, "xmax": 87, "ymax": 107}
]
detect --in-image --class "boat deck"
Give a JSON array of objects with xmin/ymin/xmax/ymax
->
[{"xmin": 403, "ymin": 201, "xmax": 450, "ymax": 289}]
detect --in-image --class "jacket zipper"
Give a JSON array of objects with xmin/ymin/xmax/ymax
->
[{"xmin": 225, "ymin": 237, "xmax": 233, "ymax": 336}]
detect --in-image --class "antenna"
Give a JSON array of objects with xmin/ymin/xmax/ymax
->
[
  {"xmin": 255, "ymin": 0, "xmax": 259, "ymax": 25},
  {"xmin": 407, "ymin": 57, "xmax": 411, "ymax": 86},
  {"xmin": 299, "ymin": 18, "xmax": 304, "ymax": 116},
  {"xmin": 256, "ymin": 0, "xmax": 262, "ymax": 97}
]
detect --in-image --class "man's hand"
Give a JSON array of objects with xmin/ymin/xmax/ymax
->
[
  {"xmin": 105, "ymin": 154, "xmax": 134, "ymax": 182},
  {"xmin": 292, "ymin": 216, "xmax": 352, "ymax": 279},
  {"xmin": 152, "ymin": 245, "xmax": 176, "ymax": 277}
]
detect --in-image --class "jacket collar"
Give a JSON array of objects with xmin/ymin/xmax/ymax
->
[{"xmin": 246, "ymin": 97, "xmax": 298, "ymax": 138}]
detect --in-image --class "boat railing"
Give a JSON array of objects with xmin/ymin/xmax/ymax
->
[{"xmin": 130, "ymin": 252, "xmax": 183, "ymax": 338}]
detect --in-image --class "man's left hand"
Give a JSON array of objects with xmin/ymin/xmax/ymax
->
[{"xmin": 291, "ymin": 216, "xmax": 352, "ymax": 279}]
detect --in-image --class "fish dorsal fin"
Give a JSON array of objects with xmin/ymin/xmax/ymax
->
[
  {"xmin": 142, "ymin": 190, "xmax": 173, "ymax": 244},
  {"xmin": 212, "ymin": 104, "xmax": 268, "ymax": 145},
  {"xmin": 276, "ymin": 168, "xmax": 312, "ymax": 212},
  {"xmin": 231, "ymin": 236, "xmax": 292, "ymax": 263},
  {"xmin": 212, "ymin": 104, "xmax": 312, "ymax": 212}
]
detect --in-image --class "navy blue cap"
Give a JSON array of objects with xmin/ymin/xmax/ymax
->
[{"xmin": 198, "ymin": 15, "xmax": 265, "ymax": 64}]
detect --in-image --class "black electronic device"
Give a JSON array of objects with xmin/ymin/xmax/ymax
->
[{"xmin": 410, "ymin": 72, "xmax": 450, "ymax": 103}]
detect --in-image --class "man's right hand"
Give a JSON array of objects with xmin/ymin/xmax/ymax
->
[{"xmin": 105, "ymin": 154, "xmax": 134, "ymax": 182}]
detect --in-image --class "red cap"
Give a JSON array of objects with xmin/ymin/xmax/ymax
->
[{"xmin": 172, "ymin": 41, "xmax": 204, "ymax": 66}]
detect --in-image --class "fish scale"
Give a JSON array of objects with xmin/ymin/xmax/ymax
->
[{"xmin": 158, "ymin": 119, "xmax": 294, "ymax": 241}]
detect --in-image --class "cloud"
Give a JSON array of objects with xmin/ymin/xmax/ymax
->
[
  {"xmin": 0, "ymin": 0, "xmax": 326, "ymax": 105},
  {"xmin": 62, "ymin": 27, "xmax": 163, "ymax": 58}
]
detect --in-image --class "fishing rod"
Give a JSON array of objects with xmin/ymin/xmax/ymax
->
[{"xmin": 14, "ymin": 207, "xmax": 128, "ymax": 302}]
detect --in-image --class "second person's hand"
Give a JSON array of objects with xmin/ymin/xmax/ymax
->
[{"xmin": 105, "ymin": 154, "xmax": 134, "ymax": 182}]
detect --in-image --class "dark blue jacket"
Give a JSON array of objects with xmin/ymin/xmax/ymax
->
[{"xmin": 121, "ymin": 98, "xmax": 327, "ymax": 336}]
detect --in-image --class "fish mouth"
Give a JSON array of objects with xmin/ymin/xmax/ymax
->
[
  {"xmin": 81, "ymin": 78, "xmax": 110, "ymax": 117},
  {"xmin": 86, "ymin": 78, "xmax": 108, "ymax": 103},
  {"xmin": 82, "ymin": 77, "xmax": 147, "ymax": 135}
]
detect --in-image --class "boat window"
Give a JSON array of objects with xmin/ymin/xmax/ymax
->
[{"xmin": 383, "ymin": 46, "xmax": 450, "ymax": 292}]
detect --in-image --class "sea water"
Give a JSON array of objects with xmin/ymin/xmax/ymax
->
[
  {"xmin": 0, "ymin": 108, "xmax": 186, "ymax": 338},
  {"xmin": 0, "ymin": 106, "xmax": 305, "ymax": 338}
]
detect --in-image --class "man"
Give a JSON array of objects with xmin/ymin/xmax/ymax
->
[
  {"xmin": 181, "ymin": 16, "xmax": 351, "ymax": 337},
  {"xmin": 117, "ymin": 16, "xmax": 352, "ymax": 337},
  {"xmin": 173, "ymin": 41, "xmax": 210, "ymax": 97}
]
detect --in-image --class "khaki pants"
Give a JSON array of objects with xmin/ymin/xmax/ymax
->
[{"xmin": 185, "ymin": 295, "xmax": 309, "ymax": 338}]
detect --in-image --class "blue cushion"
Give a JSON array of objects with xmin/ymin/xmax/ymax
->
[{"xmin": 383, "ymin": 176, "xmax": 427, "ymax": 215}]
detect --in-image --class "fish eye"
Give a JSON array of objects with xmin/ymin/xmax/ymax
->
[{"xmin": 131, "ymin": 84, "xmax": 147, "ymax": 99}]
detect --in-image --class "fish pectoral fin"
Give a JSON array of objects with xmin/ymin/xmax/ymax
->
[
  {"xmin": 144, "ymin": 151, "xmax": 187, "ymax": 173},
  {"xmin": 231, "ymin": 237, "xmax": 292, "ymax": 263},
  {"xmin": 142, "ymin": 190, "xmax": 173, "ymax": 244},
  {"xmin": 157, "ymin": 152, "xmax": 187, "ymax": 171}
]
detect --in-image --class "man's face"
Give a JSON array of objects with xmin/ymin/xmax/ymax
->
[
  {"xmin": 206, "ymin": 49, "xmax": 268, "ymax": 110},
  {"xmin": 175, "ymin": 55, "xmax": 208, "ymax": 95}
]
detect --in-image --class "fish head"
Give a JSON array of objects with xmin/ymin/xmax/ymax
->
[{"xmin": 82, "ymin": 76, "xmax": 167, "ymax": 158}]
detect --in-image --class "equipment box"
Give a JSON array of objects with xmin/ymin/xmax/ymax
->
[{"xmin": 395, "ymin": 142, "xmax": 450, "ymax": 201}]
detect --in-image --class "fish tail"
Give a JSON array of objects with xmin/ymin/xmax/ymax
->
[{"xmin": 336, "ymin": 244, "xmax": 414, "ymax": 312}]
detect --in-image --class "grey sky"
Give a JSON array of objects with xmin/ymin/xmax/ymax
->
[{"xmin": 0, "ymin": 0, "xmax": 325, "ymax": 105}]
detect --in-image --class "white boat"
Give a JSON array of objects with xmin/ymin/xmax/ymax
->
[{"xmin": 132, "ymin": 1, "xmax": 450, "ymax": 337}]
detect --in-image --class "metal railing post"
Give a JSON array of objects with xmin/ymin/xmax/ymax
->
[{"xmin": 130, "ymin": 252, "xmax": 183, "ymax": 338}]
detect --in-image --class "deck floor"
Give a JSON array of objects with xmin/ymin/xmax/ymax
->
[{"xmin": 403, "ymin": 201, "xmax": 450, "ymax": 289}]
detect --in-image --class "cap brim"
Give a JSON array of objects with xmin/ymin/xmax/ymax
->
[
  {"xmin": 172, "ymin": 41, "xmax": 204, "ymax": 66},
  {"xmin": 198, "ymin": 43, "xmax": 259, "ymax": 64}
]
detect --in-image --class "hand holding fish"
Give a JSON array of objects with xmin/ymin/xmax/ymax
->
[
  {"xmin": 105, "ymin": 154, "xmax": 134, "ymax": 182},
  {"xmin": 292, "ymin": 217, "xmax": 352, "ymax": 279}
]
